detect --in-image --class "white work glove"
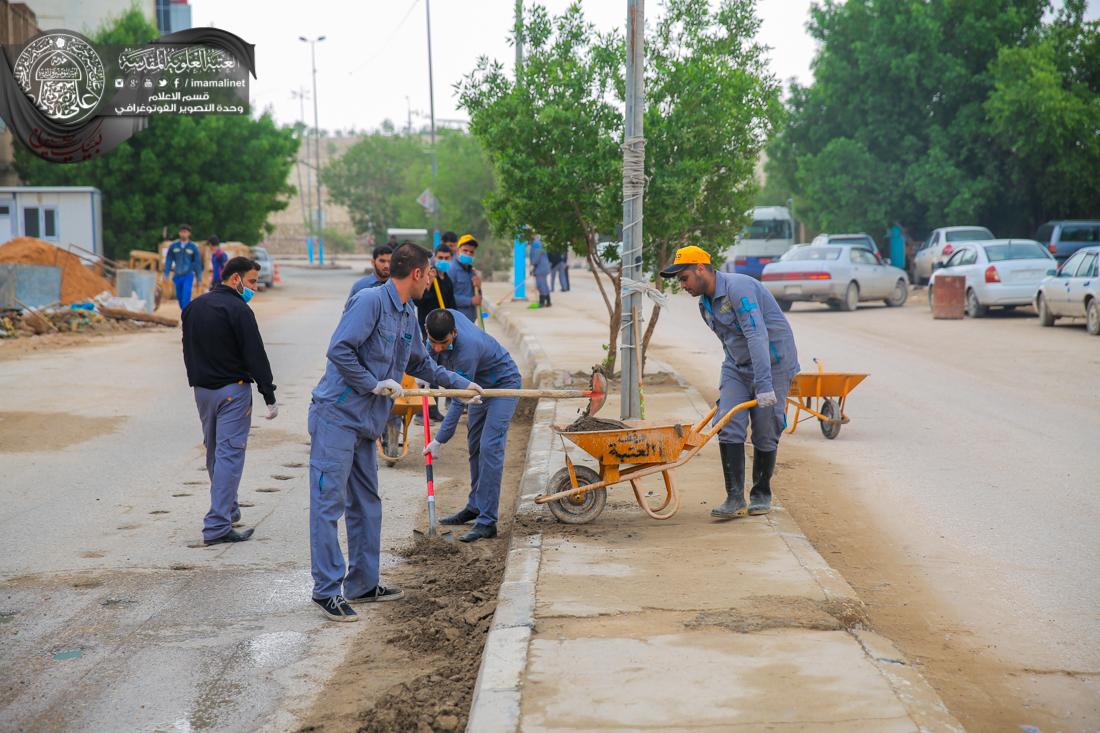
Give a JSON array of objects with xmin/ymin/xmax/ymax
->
[
  {"xmin": 423, "ymin": 440, "xmax": 442, "ymax": 459},
  {"xmin": 265, "ymin": 402, "xmax": 279, "ymax": 420},
  {"xmin": 461, "ymin": 382, "xmax": 484, "ymax": 405},
  {"xmin": 371, "ymin": 379, "xmax": 404, "ymax": 397},
  {"xmin": 756, "ymin": 390, "xmax": 777, "ymax": 408}
]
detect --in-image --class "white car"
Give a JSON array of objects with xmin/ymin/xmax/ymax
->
[
  {"xmin": 762, "ymin": 244, "xmax": 909, "ymax": 312},
  {"xmin": 809, "ymin": 232, "xmax": 879, "ymax": 254},
  {"xmin": 912, "ymin": 226, "xmax": 994, "ymax": 285},
  {"xmin": 927, "ymin": 239, "xmax": 1054, "ymax": 317},
  {"xmin": 1034, "ymin": 245, "xmax": 1100, "ymax": 335}
]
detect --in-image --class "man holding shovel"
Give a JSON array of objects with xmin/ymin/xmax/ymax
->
[
  {"xmin": 308, "ymin": 243, "xmax": 483, "ymax": 622},
  {"xmin": 660, "ymin": 246, "xmax": 799, "ymax": 519},
  {"xmin": 422, "ymin": 308, "xmax": 522, "ymax": 542},
  {"xmin": 451, "ymin": 234, "xmax": 482, "ymax": 323}
]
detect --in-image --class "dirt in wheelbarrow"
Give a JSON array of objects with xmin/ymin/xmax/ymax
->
[{"xmin": 295, "ymin": 398, "xmax": 535, "ymax": 733}]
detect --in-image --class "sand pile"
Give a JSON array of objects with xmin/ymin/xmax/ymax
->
[{"xmin": 0, "ymin": 237, "xmax": 114, "ymax": 304}]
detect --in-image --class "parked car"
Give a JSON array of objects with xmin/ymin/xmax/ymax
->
[
  {"xmin": 1034, "ymin": 245, "xmax": 1100, "ymax": 335},
  {"xmin": 1034, "ymin": 220, "xmax": 1100, "ymax": 262},
  {"xmin": 927, "ymin": 239, "xmax": 1054, "ymax": 317},
  {"xmin": 761, "ymin": 244, "xmax": 909, "ymax": 312},
  {"xmin": 911, "ymin": 226, "xmax": 994, "ymax": 285},
  {"xmin": 809, "ymin": 232, "xmax": 880, "ymax": 254},
  {"xmin": 250, "ymin": 245, "xmax": 275, "ymax": 290}
]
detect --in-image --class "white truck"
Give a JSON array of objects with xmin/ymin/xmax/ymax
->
[{"xmin": 720, "ymin": 206, "xmax": 797, "ymax": 280}]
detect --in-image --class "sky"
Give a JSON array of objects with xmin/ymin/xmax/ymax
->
[
  {"xmin": 191, "ymin": 0, "xmax": 1100, "ymax": 134},
  {"xmin": 190, "ymin": 0, "xmax": 819, "ymax": 133}
]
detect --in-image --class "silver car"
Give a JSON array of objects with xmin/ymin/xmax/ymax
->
[
  {"xmin": 250, "ymin": 245, "xmax": 275, "ymax": 290},
  {"xmin": 1035, "ymin": 245, "xmax": 1100, "ymax": 335},
  {"xmin": 912, "ymin": 226, "xmax": 994, "ymax": 285},
  {"xmin": 762, "ymin": 244, "xmax": 909, "ymax": 311}
]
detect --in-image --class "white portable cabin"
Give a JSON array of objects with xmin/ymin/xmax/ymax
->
[{"xmin": 0, "ymin": 186, "xmax": 104, "ymax": 257}]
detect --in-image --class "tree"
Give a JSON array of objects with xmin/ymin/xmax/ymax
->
[
  {"xmin": 637, "ymin": 0, "xmax": 782, "ymax": 362},
  {"xmin": 459, "ymin": 3, "xmax": 624, "ymax": 366},
  {"xmin": 764, "ymin": 0, "xmax": 1099, "ymax": 239},
  {"xmin": 12, "ymin": 10, "xmax": 299, "ymax": 259}
]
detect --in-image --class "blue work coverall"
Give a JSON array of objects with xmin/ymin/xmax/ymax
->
[
  {"xmin": 531, "ymin": 243, "xmax": 551, "ymax": 298},
  {"xmin": 430, "ymin": 310, "xmax": 522, "ymax": 527},
  {"xmin": 164, "ymin": 240, "xmax": 203, "ymax": 309},
  {"xmin": 347, "ymin": 273, "xmax": 379, "ymax": 299},
  {"xmin": 308, "ymin": 281, "xmax": 470, "ymax": 600},
  {"xmin": 701, "ymin": 271, "xmax": 799, "ymax": 451},
  {"xmin": 450, "ymin": 261, "xmax": 478, "ymax": 323}
]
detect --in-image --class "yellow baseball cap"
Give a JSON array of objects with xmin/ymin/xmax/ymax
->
[
  {"xmin": 457, "ymin": 233, "xmax": 479, "ymax": 248},
  {"xmin": 659, "ymin": 245, "xmax": 712, "ymax": 277}
]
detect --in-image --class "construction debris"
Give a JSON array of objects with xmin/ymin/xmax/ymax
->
[
  {"xmin": 1, "ymin": 300, "xmax": 176, "ymax": 340},
  {"xmin": 0, "ymin": 237, "xmax": 115, "ymax": 304}
]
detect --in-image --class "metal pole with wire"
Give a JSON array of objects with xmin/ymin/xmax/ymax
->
[
  {"xmin": 619, "ymin": 0, "xmax": 645, "ymax": 420},
  {"xmin": 291, "ymin": 87, "xmax": 313, "ymax": 262},
  {"xmin": 300, "ymin": 35, "xmax": 326, "ymax": 264},
  {"xmin": 425, "ymin": 0, "xmax": 439, "ymax": 248}
]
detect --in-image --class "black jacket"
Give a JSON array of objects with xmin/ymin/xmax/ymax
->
[
  {"xmin": 416, "ymin": 273, "xmax": 457, "ymax": 334},
  {"xmin": 181, "ymin": 285, "xmax": 277, "ymax": 404}
]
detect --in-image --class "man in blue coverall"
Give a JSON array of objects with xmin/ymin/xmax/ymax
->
[
  {"xmin": 422, "ymin": 308, "xmax": 521, "ymax": 542},
  {"xmin": 347, "ymin": 244, "xmax": 393, "ymax": 299},
  {"xmin": 450, "ymin": 234, "xmax": 481, "ymax": 323},
  {"xmin": 163, "ymin": 224, "xmax": 203, "ymax": 309},
  {"xmin": 308, "ymin": 243, "xmax": 484, "ymax": 622},
  {"xmin": 531, "ymin": 236, "xmax": 552, "ymax": 307},
  {"xmin": 660, "ymin": 245, "xmax": 799, "ymax": 519}
]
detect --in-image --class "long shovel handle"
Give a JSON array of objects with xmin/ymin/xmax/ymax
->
[
  {"xmin": 402, "ymin": 387, "xmax": 592, "ymax": 400},
  {"xmin": 421, "ymin": 397, "xmax": 437, "ymax": 537}
]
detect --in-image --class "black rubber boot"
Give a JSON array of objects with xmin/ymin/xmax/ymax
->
[
  {"xmin": 545, "ymin": 294, "xmax": 552, "ymax": 307},
  {"xmin": 440, "ymin": 507, "xmax": 478, "ymax": 525},
  {"xmin": 748, "ymin": 449, "xmax": 777, "ymax": 515},
  {"xmin": 711, "ymin": 443, "xmax": 747, "ymax": 519}
]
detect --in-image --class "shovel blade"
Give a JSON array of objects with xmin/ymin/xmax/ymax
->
[{"xmin": 585, "ymin": 367, "xmax": 609, "ymax": 416}]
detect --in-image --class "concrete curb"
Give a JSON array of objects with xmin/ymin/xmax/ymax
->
[
  {"xmin": 469, "ymin": 303, "xmax": 962, "ymax": 733},
  {"xmin": 466, "ymin": 305, "xmax": 557, "ymax": 733}
]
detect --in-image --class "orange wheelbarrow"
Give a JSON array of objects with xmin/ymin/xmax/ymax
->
[
  {"xmin": 535, "ymin": 400, "xmax": 757, "ymax": 524},
  {"xmin": 784, "ymin": 359, "xmax": 868, "ymax": 440},
  {"xmin": 377, "ymin": 374, "xmax": 422, "ymax": 466}
]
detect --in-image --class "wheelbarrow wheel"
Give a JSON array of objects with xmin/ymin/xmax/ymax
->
[
  {"xmin": 819, "ymin": 398, "xmax": 842, "ymax": 440},
  {"xmin": 545, "ymin": 466, "xmax": 606, "ymax": 525}
]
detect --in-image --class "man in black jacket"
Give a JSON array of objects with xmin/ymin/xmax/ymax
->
[{"xmin": 181, "ymin": 257, "xmax": 278, "ymax": 545}]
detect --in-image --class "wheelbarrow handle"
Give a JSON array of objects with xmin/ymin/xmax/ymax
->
[
  {"xmin": 701, "ymin": 399, "xmax": 758, "ymax": 442},
  {"xmin": 401, "ymin": 387, "xmax": 593, "ymax": 400}
]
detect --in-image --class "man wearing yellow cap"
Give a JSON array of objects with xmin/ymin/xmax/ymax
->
[
  {"xmin": 451, "ymin": 234, "xmax": 482, "ymax": 323},
  {"xmin": 660, "ymin": 245, "xmax": 799, "ymax": 518}
]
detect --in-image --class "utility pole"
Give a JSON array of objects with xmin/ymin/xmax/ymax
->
[
  {"xmin": 512, "ymin": 0, "xmax": 527, "ymax": 300},
  {"xmin": 619, "ymin": 0, "xmax": 645, "ymax": 420},
  {"xmin": 291, "ymin": 87, "xmax": 313, "ymax": 261},
  {"xmin": 426, "ymin": 0, "xmax": 439, "ymax": 248},
  {"xmin": 300, "ymin": 35, "xmax": 326, "ymax": 264}
]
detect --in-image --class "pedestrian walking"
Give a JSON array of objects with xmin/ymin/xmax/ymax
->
[
  {"xmin": 163, "ymin": 224, "xmax": 203, "ymax": 309},
  {"xmin": 659, "ymin": 245, "xmax": 799, "ymax": 518},
  {"xmin": 308, "ymin": 242, "xmax": 483, "ymax": 622},
  {"xmin": 557, "ymin": 251, "xmax": 570, "ymax": 291},
  {"xmin": 348, "ymin": 244, "xmax": 393, "ymax": 299},
  {"xmin": 424, "ymin": 308, "xmax": 522, "ymax": 542},
  {"xmin": 209, "ymin": 236, "xmax": 227, "ymax": 291},
  {"xmin": 451, "ymin": 234, "xmax": 482, "ymax": 323},
  {"xmin": 181, "ymin": 256, "xmax": 278, "ymax": 545},
  {"xmin": 531, "ymin": 236, "xmax": 552, "ymax": 307}
]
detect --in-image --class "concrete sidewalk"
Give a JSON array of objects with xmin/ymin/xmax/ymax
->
[{"xmin": 467, "ymin": 289, "xmax": 963, "ymax": 732}]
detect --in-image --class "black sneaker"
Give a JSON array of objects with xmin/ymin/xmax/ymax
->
[
  {"xmin": 440, "ymin": 507, "xmax": 478, "ymax": 525},
  {"xmin": 313, "ymin": 595, "xmax": 359, "ymax": 622},
  {"xmin": 347, "ymin": 585, "xmax": 404, "ymax": 604},
  {"xmin": 203, "ymin": 527, "xmax": 254, "ymax": 545},
  {"xmin": 460, "ymin": 524, "xmax": 497, "ymax": 543}
]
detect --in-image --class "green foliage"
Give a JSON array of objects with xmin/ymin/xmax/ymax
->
[
  {"xmin": 322, "ymin": 129, "xmax": 497, "ymax": 247},
  {"xmin": 319, "ymin": 227, "xmax": 357, "ymax": 253},
  {"xmin": 12, "ymin": 9, "xmax": 299, "ymax": 259},
  {"xmin": 766, "ymin": 0, "xmax": 1098, "ymax": 238}
]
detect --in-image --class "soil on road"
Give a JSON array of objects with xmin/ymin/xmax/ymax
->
[{"xmin": 551, "ymin": 271, "xmax": 1100, "ymax": 733}]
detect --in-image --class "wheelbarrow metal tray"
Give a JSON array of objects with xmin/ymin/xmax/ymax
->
[
  {"xmin": 553, "ymin": 421, "xmax": 692, "ymax": 465},
  {"xmin": 788, "ymin": 372, "xmax": 868, "ymax": 398}
]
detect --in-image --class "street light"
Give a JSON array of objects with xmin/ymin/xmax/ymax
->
[{"xmin": 300, "ymin": 35, "xmax": 326, "ymax": 265}]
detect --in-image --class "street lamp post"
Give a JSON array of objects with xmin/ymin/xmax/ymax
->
[
  {"xmin": 425, "ymin": 0, "xmax": 439, "ymax": 249},
  {"xmin": 291, "ymin": 87, "xmax": 313, "ymax": 262},
  {"xmin": 300, "ymin": 35, "xmax": 326, "ymax": 265}
]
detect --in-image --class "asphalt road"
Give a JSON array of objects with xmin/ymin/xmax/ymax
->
[
  {"xmin": 0, "ymin": 267, "xmax": 468, "ymax": 732},
  {"xmin": 547, "ymin": 270, "xmax": 1100, "ymax": 731}
]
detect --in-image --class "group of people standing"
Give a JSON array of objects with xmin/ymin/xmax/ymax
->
[{"xmin": 162, "ymin": 223, "xmax": 232, "ymax": 310}]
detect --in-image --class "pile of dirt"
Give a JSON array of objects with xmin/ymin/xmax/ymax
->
[
  {"xmin": 0, "ymin": 237, "xmax": 114, "ymax": 304},
  {"xmin": 354, "ymin": 541, "xmax": 506, "ymax": 733},
  {"xmin": 561, "ymin": 414, "xmax": 628, "ymax": 432}
]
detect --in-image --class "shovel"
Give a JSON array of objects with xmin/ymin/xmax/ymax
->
[
  {"xmin": 402, "ymin": 367, "xmax": 609, "ymax": 417},
  {"xmin": 412, "ymin": 396, "xmax": 453, "ymax": 541}
]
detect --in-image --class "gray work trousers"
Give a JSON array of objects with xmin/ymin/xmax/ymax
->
[{"xmin": 194, "ymin": 381, "xmax": 252, "ymax": 541}]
